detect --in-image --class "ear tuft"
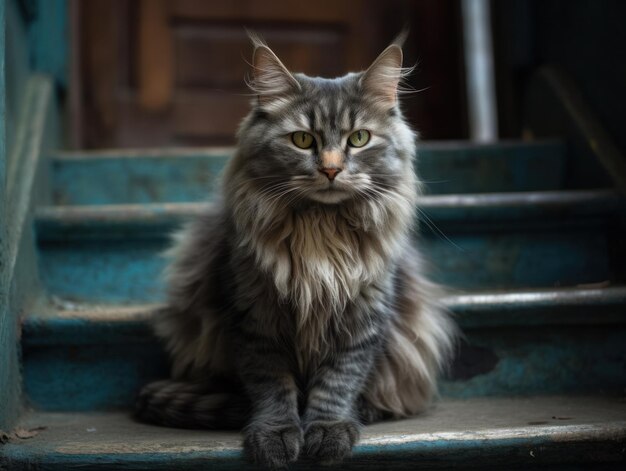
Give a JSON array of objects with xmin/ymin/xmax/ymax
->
[
  {"xmin": 361, "ymin": 44, "xmax": 405, "ymax": 109},
  {"xmin": 247, "ymin": 32, "xmax": 300, "ymax": 107},
  {"xmin": 391, "ymin": 27, "xmax": 409, "ymax": 48}
]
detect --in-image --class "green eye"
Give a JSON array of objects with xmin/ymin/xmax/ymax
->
[
  {"xmin": 291, "ymin": 131, "xmax": 315, "ymax": 149},
  {"xmin": 348, "ymin": 130, "xmax": 371, "ymax": 148}
]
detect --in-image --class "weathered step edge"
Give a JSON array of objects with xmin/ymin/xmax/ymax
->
[
  {"xmin": 22, "ymin": 286, "xmax": 626, "ymax": 346},
  {"xmin": 3, "ymin": 423, "xmax": 625, "ymax": 470},
  {"xmin": 2, "ymin": 398, "xmax": 626, "ymax": 470},
  {"xmin": 35, "ymin": 189, "xmax": 626, "ymax": 240}
]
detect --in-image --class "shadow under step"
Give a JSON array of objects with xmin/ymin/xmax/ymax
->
[
  {"xmin": 21, "ymin": 286, "xmax": 626, "ymax": 411},
  {"xmin": 2, "ymin": 396, "xmax": 625, "ymax": 470}
]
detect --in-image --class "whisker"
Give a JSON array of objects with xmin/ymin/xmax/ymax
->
[
  {"xmin": 355, "ymin": 183, "xmax": 464, "ymax": 252},
  {"xmin": 414, "ymin": 206, "xmax": 465, "ymax": 253}
]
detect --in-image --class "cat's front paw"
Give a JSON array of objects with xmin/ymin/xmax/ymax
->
[
  {"xmin": 244, "ymin": 422, "xmax": 303, "ymax": 468},
  {"xmin": 304, "ymin": 420, "xmax": 360, "ymax": 464}
]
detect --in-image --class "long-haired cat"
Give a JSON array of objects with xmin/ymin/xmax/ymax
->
[{"xmin": 136, "ymin": 34, "xmax": 456, "ymax": 467}]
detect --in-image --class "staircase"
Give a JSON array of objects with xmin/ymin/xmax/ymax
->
[{"xmin": 2, "ymin": 141, "xmax": 626, "ymax": 469}]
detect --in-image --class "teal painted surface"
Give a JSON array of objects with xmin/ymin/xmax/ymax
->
[
  {"xmin": 20, "ymin": 290, "xmax": 626, "ymax": 411},
  {"xmin": 0, "ymin": 0, "xmax": 38, "ymax": 429},
  {"xmin": 0, "ymin": 0, "xmax": 4, "ymax": 184},
  {"xmin": 441, "ymin": 326, "xmax": 626, "ymax": 397},
  {"xmin": 39, "ymin": 238, "xmax": 168, "ymax": 303},
  {"xmin": 28, "ymin": 143, "xmax": 626, "ymax": 409},
  {"xmin": 21, "ymin": 320, "xmax": 626, "ymax": 410},
  {"xmin": 37, "ymin": 191, "xmax": 625, "ymax": 239},
  {"xmin": 0, "ymin": 0, "xmax": 19, "ymax": 430},
  {"xmin": 28, "ymin": 0, "xmax": 68, "ymax": 89},
  {"xmin": 0, "ymin": 9, "xmax": 61, "ymax": 426},
  {"xmin": 3, "ymin": 433, "xmax": 625, "ymax": 470},
  {"xmin": 2, "ymin": 439, "xmax": 623, "ymax": 471},
  {"xmin": 53, "ymin": 150, "xmax": 230, "ymax": 205},
  {"xmin": 5, "ymin": 0, "xmax": 30, "ymax": 175},
  {"xmin": 50, "ymin": 141, "xmax": 567, "ymax": 206},
  {"xmin": 22, "ymin": 287, "xmax": 626, "ymax": 346},
  {"xmin": 3, "ymin": 397, "xmax": 625, "ymax": 469},
  {"xmin": 24, "ymin": 343, "xmax": 167, "ymax": 410},
  {"xmin": 418, "ymin": 140, "xmax": 566, "ymax": 195},
  {"xmin": 0, "ymin": 0, "xmax": 4, "ymax": 186},
  {"xmin": 0, "ymin": 74, "xmax": 59, "ymax": 427},
  {"xmin": 21, "ymin": 287, "xmax": 626, "ymax": 346},
  {"xmin": 23, "ymin": 314, "xmax": 158, "ymax": 347},
  {"xmin": 426, "ymin": 227, "xmax": 610, "ymax": 289},
  {"xmin": 36, "ymin": 216, "xmax": 616, "ymax": 303}
]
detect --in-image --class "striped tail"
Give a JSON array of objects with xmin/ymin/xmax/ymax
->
[{"xmin": 135, "ymin": 379, "xmax": 250, "ymax": 429}]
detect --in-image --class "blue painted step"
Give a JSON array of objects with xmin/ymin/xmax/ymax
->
[
  {"xmin": 35, "ymin": 190, "xmax": 626, "ymax": 303},
  {"xmin": 2, "ymin": 397, "xmax": 625, "ymax": 470},
  {"xmin": 21, "ymin": 286, "xmax": 626, "ymax": 411},
  {"xmin": 50, "ymin": 140, "xmax": 566, "ymax": 205}
]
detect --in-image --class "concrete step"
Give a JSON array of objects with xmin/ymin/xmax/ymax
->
[
  {"xmin": 49, "ymin": 140, "xmax": 566, "ymax": 205},
  {"xmin": 21, "ymin": 286, "xmax": 626, "ymax": 411},
  {"xmin": 34, "ymin": 190, "xmax": 626, "ymax": 302},
  {"xmin": 2, "ymin": 396, "xmax": 625, "ymax": 469}
]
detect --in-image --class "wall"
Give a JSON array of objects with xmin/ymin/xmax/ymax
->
[
  {"xmin": 531, "ymin": 0, "xmax": 626, "ymax": 157},
  {"xmin": 0, "ymin": 0, "xmax": 23, "ymax": 430},
  {"xmin": 495, "ymin": 0, "xmax": 626, "ymax": 159},
  {"xmin": 0, "ymin": 0, "xmax": 66, "ymax": 429}
]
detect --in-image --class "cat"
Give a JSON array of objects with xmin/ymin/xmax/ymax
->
[{"xmin": 136, "ymin": 34, "xmax": 456, "ymax": 468}]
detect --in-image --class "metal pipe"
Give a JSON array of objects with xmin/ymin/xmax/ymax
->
[{"xmin": 462, "ymin": 0, "xmax": 499, "ymax": 142}]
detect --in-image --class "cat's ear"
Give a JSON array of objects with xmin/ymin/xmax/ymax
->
[
  {"xmin": 361, "ymin": 41, "xmax": 405, "ymax": 109},
  {"xmin": 248, "ymin": 35, "xmax": 300, "ymax": 107}
]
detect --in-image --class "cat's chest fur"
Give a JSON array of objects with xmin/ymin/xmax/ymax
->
[{"xmin": 258, "ymin": 206, "xmax": 389, "ymax": 353}]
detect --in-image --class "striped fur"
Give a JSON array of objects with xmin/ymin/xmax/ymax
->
[{"xmin": 137, "ymin": 35, "xmax": 457, "ymax": 468}]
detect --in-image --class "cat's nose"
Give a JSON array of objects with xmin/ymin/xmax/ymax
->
[
  {"xmin": 319, "ymin": 167, "xmax": 342, "ymax": 181},
  {"xmin": 319, "ymin": 149, "xmax": 344, "ymax": 181}
]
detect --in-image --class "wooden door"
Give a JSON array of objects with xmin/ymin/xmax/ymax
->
[{"xmin": 71, "ymin": 0, "xmax": 465, "ymax": 148}]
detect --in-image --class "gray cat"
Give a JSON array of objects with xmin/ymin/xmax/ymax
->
[{"xmin": 136, "ymin": 35, "xmax": 456, "ymax": 468}]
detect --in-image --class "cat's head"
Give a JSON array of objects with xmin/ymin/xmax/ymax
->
[{"xmin": 231, "ymin": 34, "xmax": 418, "ymax": 208}]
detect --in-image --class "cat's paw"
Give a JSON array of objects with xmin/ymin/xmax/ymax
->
[
  {"xmin": 244, "ymin": 422, "xmax": 303, "ymax": 468},
  {"xmin": 304, "ymin": 420, "xmax": 360, "ymax": 464}
]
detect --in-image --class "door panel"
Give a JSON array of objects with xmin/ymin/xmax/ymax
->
[{"xmin": 72, "ymin": 0, "xmax": 465, "ymax": 148}]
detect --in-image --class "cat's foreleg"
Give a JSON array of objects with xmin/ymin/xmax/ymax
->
[
  {"xmin": 302, "ymin": 335, "xmax": 380, "ymax": 463},
  {"xmin": 236, "ymin": 331, "xmax": 302, "ymax": 468}
]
